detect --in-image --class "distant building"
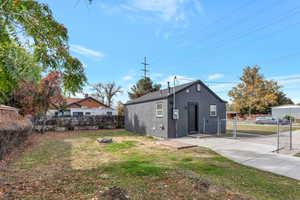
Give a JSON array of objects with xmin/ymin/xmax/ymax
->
[
  {"xmin": 272, "ymin": 105, "xmax": 300, "ymax": 121},
  {"xmin": 48, "ymin": 95, "xmax": 117, "ymax": 117},
  {"xmin": 226, "ymin": 111, "xmax": 238, "ymax": 120},
  {"xmin": 125, "ymin": 80, "xmax": 227, "ymax": 138}
]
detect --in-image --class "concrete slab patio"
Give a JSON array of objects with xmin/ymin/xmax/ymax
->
[
  {"xmin": 174, "ymin": 130, "xmax": 300, "ymax": 181},
  {"xmin": 156, "ymin": 140, "xmax": 197, "ymax": 150}
]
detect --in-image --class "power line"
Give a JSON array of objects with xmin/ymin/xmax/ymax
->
[
  {"xmin": 205, "ymin": 81, "xmax": 239, "ymax": 84},
  {"xmin": 174, "ymin": 76, "xmax": 300, "ymax": 86},
  {"xmin": 196, "ymin": 0, "xmax": 259, "ymax": 35},
  {"xmin": 209, "ymin": 5, "xmax": 300, "ymax": 50},
  {"xmin": 151, "ymin": 2, "xmax": 300, "ymax": 70},
  {"xmin": 195, "ymin": 19, "xmax": 300, "ymax": 65},
  {"xmin": 171, "ymin": 76, "xmax": 300, "ymax": 99},
  {"xmin": 194, "ymin": 0, "xmax": 283, "ymax": 48},
  {"xmin": 151, "ymin": 0, "xmax": 259, "ymax": 65},
  {"xmin": 165, "ymin": 6, "xmax": 300, "ymax": 68},
  {"xmin": 260, "ymin": 51, "xmax": 300, "ymax": 65}
]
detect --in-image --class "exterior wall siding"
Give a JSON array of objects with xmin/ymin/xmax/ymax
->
[
  {"xmin": 47, "ymin": 108, "xmax": 117, "ymax": 117},
  {"xmin": 125, "ymin": 82, "xmax": 226, "ymax": 138},
  {"xmin": 168, "ymin": 83, "xmax": 226, "ymax": 138},
  {"xmin": 125, "ymin": 99, "xmax": 168, "ymax": 138}
]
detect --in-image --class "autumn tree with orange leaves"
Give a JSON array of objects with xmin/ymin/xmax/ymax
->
[
  {"xmin": 13, "ymin": 72, "xmax": 66, "ymax": 117},
  {"xmin": 228, "ymin": 66, "xmax": 292, "ymax": 116}
]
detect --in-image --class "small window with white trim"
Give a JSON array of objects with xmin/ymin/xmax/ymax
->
[
  {"xmin": 209, "ymin": 105, "xmax": 217, "ymax": 116},
  {"xmin": 156, "ymin": 103, "xmax": 163, "ymax": 117}
]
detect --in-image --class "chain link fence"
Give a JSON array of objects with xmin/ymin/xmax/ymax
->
[
  {"xmin": 226, "ymin": 117, "xmax": 297, "ymax": 153},
  {"xmin": 201, "ymin": 117, "xmax": 227, "ymax": 135}
]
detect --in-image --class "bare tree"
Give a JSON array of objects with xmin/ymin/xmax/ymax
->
[
  {"xmin": 103, "ymin": 82, "xmax": 122, "ymax": 107},
  {"xmin": 91, "ymin": 82, "xmax": 122, "ymax": 107},
  {"xmin": 91, "ymin": 83, "xmax": 105, "ymax": 103}
]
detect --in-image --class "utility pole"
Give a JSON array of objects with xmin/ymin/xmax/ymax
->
[
  {"xmin": 173, "ymin": 76, "xmax": 177, "ymax": 137},
  {"xmin": 141, "ymin": 56, "xmax": 149, "ymax": 79}
]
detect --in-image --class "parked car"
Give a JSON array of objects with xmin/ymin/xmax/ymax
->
[{"xmin": 255, "ymin": 117, "xmax": 290, "ymax": 125}]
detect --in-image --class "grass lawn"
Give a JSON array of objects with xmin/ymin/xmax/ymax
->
[
  {"xmin": 1, "ymin": 129, "xmax": 300, "ymax": 200},
  {"xmin": 227, "ymin": 124, "xmax": 300, "ymax": 135}
]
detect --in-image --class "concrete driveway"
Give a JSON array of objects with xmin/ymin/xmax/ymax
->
[{"xmin": 174, "ymin": 130, "xmax": 300, "ymax": 181}]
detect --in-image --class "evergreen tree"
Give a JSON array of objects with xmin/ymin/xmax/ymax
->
[
  {"xmin": 128, "ymin": 77, "xmax": 161, "ymax": 99},
  {"xmin": 276, "ymin": 91, "xmax": 294, "ymax": 105}
]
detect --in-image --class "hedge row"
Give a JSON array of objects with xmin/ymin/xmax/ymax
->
[
  {"xmin": 0, "ymin": 119, "xmax": 33, "ymax": 160},
  {"xmin": 34, "ymin": 115, "xmax": 124, "ymax": 132}
]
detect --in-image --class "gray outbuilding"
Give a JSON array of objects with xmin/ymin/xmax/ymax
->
[{"xmin": 124, "ymin": 80, "xmax": 227, "ymax": 138}]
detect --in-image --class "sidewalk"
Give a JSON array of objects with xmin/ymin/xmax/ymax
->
[{"xmin": 174, "ymin": 131, "xmax": 300, "ymax": 181}]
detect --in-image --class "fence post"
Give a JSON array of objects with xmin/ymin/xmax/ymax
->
[
  {"xmin": 203, "ymin": 117, "xmax": 206, "ymax": 134},
  {"xmin": 277, "ymin": 119, "xmax": 280, "ymax": 153},
  {"xmin": 233, "ymin": 116, "xmax": 237, "ymax": 139},
  {"xmin": 290, "ymin": 119, "xmax": 293, "ymax": 150},
  {"xmin": 217, "ymin": 117, "xmax": 220, "ymax": 136}
]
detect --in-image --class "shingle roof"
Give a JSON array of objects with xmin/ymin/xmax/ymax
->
[
  {"xmin": 66, "ymin": 97, "xmax": 109, "ymax": 108},
  {"xmin": 66, "ymin": 98, "xmax": 82, "ymax": 105},
  {"xmin": 125, "ymin": 80, "xmax": 226, "ymax": 105}
]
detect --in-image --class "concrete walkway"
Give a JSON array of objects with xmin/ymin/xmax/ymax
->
[{"xmin": 174, "ymin": 130, "xmax": 300, "ymax": 181}]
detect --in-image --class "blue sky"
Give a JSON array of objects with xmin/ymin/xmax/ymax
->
[{"xmin": 40, "ymin": 0, "xmax": 300, "ymax": 104}]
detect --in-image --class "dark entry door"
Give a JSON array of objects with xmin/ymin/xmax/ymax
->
[{"xmin": 188, "ymin": 103, "xmax": 198, "ymax": 133}]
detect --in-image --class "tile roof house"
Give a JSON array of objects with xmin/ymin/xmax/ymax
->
[
  {"xmin": 125, "ymin": 80, "xmax": 227, "ymax": 138},
  {"xmin": 48, "ymin": 95, "xmax": 117, "ymax": 117}
]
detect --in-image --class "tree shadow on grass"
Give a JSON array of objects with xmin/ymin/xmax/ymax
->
[{"xmin": 0, "ymin": 130, "xmax": 165, "ymax": 200}]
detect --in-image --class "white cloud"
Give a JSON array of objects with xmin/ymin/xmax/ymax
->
[
  {"xmin": 99, "ymin": 0, "xmax": 204, "ymax": 23},
  {"xmin": 207, "ymin": 73, "xmax": 224, "ymax": 80},
  {"xmin": 122, "ymin": 75, "xmax": 133, "ymax": 81},
  {"xmin": 70, "ymin": 44, "xmax": 105, "ymax": 58},
  {"xmin": 128, "ymin": 0, "xmax": 183, "ymax": 21}
]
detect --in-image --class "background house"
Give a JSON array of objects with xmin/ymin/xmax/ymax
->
[
  {"xmin": 48, "ymin": 95, "xmax": 117, "ymax": 117},
  {"xmin": 125, "ymin": 80, "xmax": 227, "ymax": 138},
  {"xmin": 272, "ymin": 105, "xmax": 300, "ymax": 122}
]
